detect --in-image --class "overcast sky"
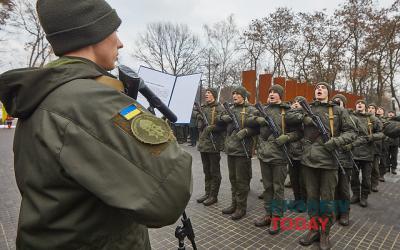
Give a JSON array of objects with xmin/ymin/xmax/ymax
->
[
  {"xmin": 107, "ymin": 0, "xmax": 394, "ymax": 68},
  {"xmin": 0, "ymin": 0, "xmax": 396, "ymax": 72}
]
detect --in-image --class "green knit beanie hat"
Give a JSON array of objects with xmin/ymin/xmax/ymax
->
[
  {"xmin": 332, "ymin": 94, "xmax": 347, "ymax": 105},
  {"xmin": 368, "ymin": 103, "xmax": 377, "ymax": 109},
  {"xmin": 206, "ymin": 88, "xmax": 218, "ymax": 99},
  {"xmin": 315, "ymin": 82, "xmax": 332, "ymax": 96},
  {"xmin": 37, "ymin": 0, "xmax": 122, "ymax": 56},
  {"xmin": 356, "ymin": 99, "xmax": 366, "ymax": 105},
  {"xmin": 232, "ymin": 86, "xmax": 249, "ymax": 98},
  {"xmin": 269, "ymin": 84, "xmax": 284, "ymax": 99},
  {"xmin": 294, "ymin": 96, "xmax": 306, "ymax": 103}
]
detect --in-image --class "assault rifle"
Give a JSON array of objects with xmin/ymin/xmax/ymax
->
[
  {"xmin": 194, "ymin": 102, "xmax": 217, "ymax": 151},
  {"xmin": 255, "ymin": 103, "xmax": 293, "ymax": 168},
  {"xmin": 299, "ymin": 100, "xmax": 346, "ymax": 175},
  {"xmin": 222, "ymin": 102, "xmax": 250, "ymax": 158}
]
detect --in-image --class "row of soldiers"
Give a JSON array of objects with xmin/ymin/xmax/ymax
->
[{"xmin": 192, "ymin": 83, "xmax": 399, "ymax": 250}]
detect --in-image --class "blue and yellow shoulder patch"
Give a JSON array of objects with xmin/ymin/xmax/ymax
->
[{"xmin": 120, "ymin": 104, "xmax": 141, "ymax": 120}]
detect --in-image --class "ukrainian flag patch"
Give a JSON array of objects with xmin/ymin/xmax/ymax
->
[{"xmin": 120, "ymin": 104, "xmax": 141, "ymax": 120}]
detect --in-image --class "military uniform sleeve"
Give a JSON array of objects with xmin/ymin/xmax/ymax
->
[
  {"xmin": 384, "ymin": 120, "xmax": 400, "ymax": 138},
  {"xmin": 371, "ymin": 116, "xmax": 385, "ymax": 141},
  {"xmin": 285, "ymin": 108, "xmax": 305, "ymax": 125},
  {"xmin": 286, "ymin": 129, "xmax": 303, "ymax": 143},
  {"xmin": 332, "ymin": 108, "xmax": 357, "ymax": 147},
  {"xmin": 58, "ymin": 80, "xmax": 192, "ymax": 228}
]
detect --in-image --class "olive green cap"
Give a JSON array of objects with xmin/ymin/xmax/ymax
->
[
  {"xmin": 269, "ymin": 85, "xmax": 284, "ymax": 99},
  {"xmin": 232, "ymin": 86, "xmax": 249, "ymax": 98},
  {"xmin": 293, "ymin": 96, "xmax": 306, "ymax": 102},
  {"xmin": 315, "ymin": 82, "xmax": 332, "ymax": 96},
  {"xmin": 205, "ymin": 88, "xmax": 218, "ymax": 99},
  {"xmin": 37, "ymin": 0, "xmax": 122, "ymax": 56},
  {"xmin": 356, "ymin": 99, "xmax": 366, "ymax": 105},
  {"xmin": 332, "ymin": 94, "xmax": 347, "ymax": 105}
]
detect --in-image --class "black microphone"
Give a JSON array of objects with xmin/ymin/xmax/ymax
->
[{"xmin": 118, "ymin": 65, "xmax": 177, "ymax": 123}]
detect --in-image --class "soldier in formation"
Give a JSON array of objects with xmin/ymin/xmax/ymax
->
[
  {"xmin": 331, "ymin": 94, "xmax": 356, "ymax": 226},
  {"xmin": 386, "ymin": 111, "xmax": 399, "ymax": 175},
  {"xmin": 348, "ymin": 100, "xmax": 384, "ymax": 207},
  {"xmin": 287, "ymin": 96, "xmax": 307, "ymax": 212},
  {"xmin": 195, "ymin": 88, "xmax": 225, "ymax": 206},
  {"xmin": 246, "ymin": 85, "xmax": 300, "ymax": 234},
  {"xmin": 219, "ymin": 86, "xmax": 258, "ymax": 220},
  {"xmin": 286, "ymin": 82, "xmax": 357, "ymax": 250}
]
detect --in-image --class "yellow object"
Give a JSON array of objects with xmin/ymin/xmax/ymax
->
[
  {"xmin": 329, "ymin": 106, "xmax": 334, "ymax": 137},
  {"xmin": 2, "ymin": 104, "xmax": 7, "ymax": 123}
]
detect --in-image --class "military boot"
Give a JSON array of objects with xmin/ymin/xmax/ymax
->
[
  {"xmin": 222, "ymin": 203, "xmax": 236, "ymax": 214},
  {"xmin": 299, "ymin": 230, "xmax": 320, "ymax": 246},
  {"xmin": 268, "ymin": 217, "xmax": 280, "ymax": 235},
  {"xmin": 319, "ymin": 232, "xmax": 331, "ymax": 250},
  {"xmin": 350, "ymin": 194, "xmax": 360, "ymax": 204},
  {"xmin": 339, "ymin": 213, "xmax": 349, "ymax": 226},
  {"xmin": 204, "ymin": 181, "xmax": 220, "ymax": 206},
  {"xmin": 254, "ymin": 215, "xmax": 271, "ymax": 227},
  {"xmin": 379, "ymin": 176, "xmax": 385, "ymax": 182},
  {"xmin": 231, "ymin": 208, "xmax": 246, "ymax": 220},
  {"xmin": 196, "ymin": 194, "xmax": 208, "ymax": 203},
  {"xmin": 203, "ymin": 196, "xmax": 217, "ymax": 206},
  {"xmin": 359, "ymin": 197, "xmax": 368, "ymax": 207},
  {"xmin": 392, "ymin": 169, "xmax": 397, "ymax": 175}
]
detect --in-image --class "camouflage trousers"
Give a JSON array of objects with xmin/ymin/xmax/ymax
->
[
  {"xmin": 334, "ymin": 168, "xmax": 352, "ymax": 215},
  {"xmin": 379, "ymin": 147, "xmax": 389, "ymax": 177},
  {"xmin": 351, "ymin": 160, "xmax": 372, "ymax": 199},
  {"xmin": 388, "ymin": 146, "xmax": 398, "ymax": 171},
  {"xmin": 371, "ymin": 156, "xmax": 380, "ymax": 189},
  {"xmin": 200, "ymin": 152, "xmax": 221, "ymax": 197},
  {"xmin": 302, "ymin": 166, "xmax": 338, "ymax": 234},
  {"xmin": 260, "ymin": 160, "xmax": 288, "ymax": 217},
  {"xmin": 288, "ymin": 160, "xmax": 307, "ymax": 202},
  {"xmin": 227, "ymin": 155, "xmax": 252, "ymax": 210}
]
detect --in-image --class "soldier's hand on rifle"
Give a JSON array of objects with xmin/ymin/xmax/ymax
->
[
  {"xmin": 203, "ymin": 125, "xmax": 215, "ymax": 135},
  {"xmin": 235, "ymin": 129, "xmax": 248, "ymax": 140},
  {"xmin": 324, "ymin": 138, "xmax": 337, "ymax": 152},
  {"xmin": 341, "ymin": 144, "xmax": 352, "ymax": 152},
  {"xmin": 303, "ymin": 116, "xmax": 315, "ymax": 126},
  {"xmin": 221, "ymin": 114, "xmax": 232, "ymax": 123},
  {"xmin": 196, "ymin": 113, "xmax": 203, "ymax": 121},
  {"xmin": 275, "ymin": 134, "xmax": 289, "ymax": 146},
  {"xmin": 255, "ymin": 117, "xmax": 267, "ymax": 126}
]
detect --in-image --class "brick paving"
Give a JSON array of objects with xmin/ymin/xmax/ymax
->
[{"xmin": 1, "ymin": 128, "xmax": 400, "ymax": 249}]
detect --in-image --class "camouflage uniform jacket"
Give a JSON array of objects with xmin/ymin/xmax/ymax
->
[
  {"xmin": 246, "ymin": 103, "xmax": 300, "ymax": 164},
  {"xmin": 384, "ymin": 116, "xmax": 400, "ymax": 138},
  {"xmin": 196, "ymin": 101, "xmax": 225, "ymax": 152},
  {"xmin": 286, "ymin": 101, "xmax": 357, "ymax": 170},
  {"xmin": 0, "ymin": 57, "xmax": 192, "ymax": 250},
  {"xmin": 218, "ymin": 102, "xmax": 258, "ymax": 156},
  {"xmin": 350, "ymin": 112, "xmax": 384, "ymax": 162}
]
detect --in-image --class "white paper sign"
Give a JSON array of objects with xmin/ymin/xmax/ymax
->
[
  {"xmin": 137, "ymin": 66, "xmax": 201, "ymax": 123},
  {"xmin": 169, "ymin": 73, "xmax": 202, "ymax": 123}
]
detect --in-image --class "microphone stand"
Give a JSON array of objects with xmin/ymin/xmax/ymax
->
[{"xmin": 175, "ymin": 211, "xmax": 197, "ymax": 250}]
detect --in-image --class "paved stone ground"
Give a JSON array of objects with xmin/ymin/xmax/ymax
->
[{"xmin": 1, "ymin": 128, "xmax": 400, "ymax": 250}]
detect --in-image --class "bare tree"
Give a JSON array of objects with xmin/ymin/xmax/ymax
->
[
  {"xmin": 0, "ymin": 0, "xmax": 14, "ymax": 26},
  {"xmin": 336, "ymin": 0, "xmax": 374, "ymax": 95},
  {"xmin": 133, "ymin": 22, "xmax": 202, "ymax": 75},
  {"xmin": 387, "ymin": 1, "xmax": 400, "ymax": 109},
  {"xmin": 203, "ymin": 14, "xmax": 241, "ymax": 87},
  {"xmin": 240, "ymin": 19, "xmax": 266, "ymax": 73},
  {"xmin": 8, "ymin": 0, "xmax": 52, "ymax": 67},
  {"xmin": 262, "ymin": 7, "xmax": 298, "ymax": 77}
]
